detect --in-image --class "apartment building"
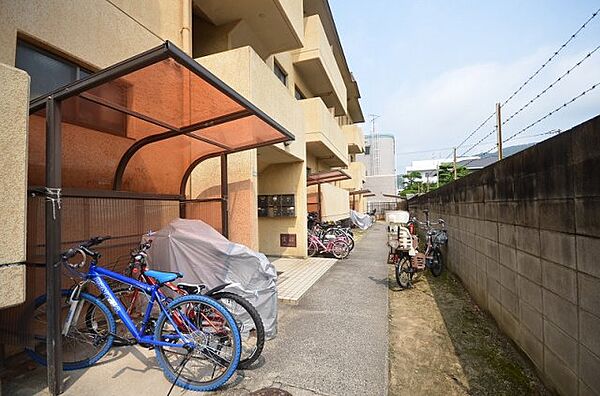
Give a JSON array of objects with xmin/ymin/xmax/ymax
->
[
  {"xmin": 0, "ymin": 0, "xmax": 364, "ymax": 310},
  {"xmin": 357, "ymin": 133, "xmax": 397, "ymax": 202}
]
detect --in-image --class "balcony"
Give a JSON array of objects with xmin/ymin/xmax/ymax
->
[
  {"xmin": 300, "ymin": 97, "xmax": 348, "ymax": 168},
  {"xmin": 192, "ymin": 0, "xmax": 303, "ymax": 56},
  {"xmin": 340, "ymin": 161, "xmax": 366, "ymax": 191},
  {"xmin": 292, "ymin": 15, "xmax": 347, "ymax": 116},
  {"xmin": 197, "ymin": 46, "xmax": 304, "ymax": 165},
  {"xmin": 343, "ymin": 124, "xmax": 364, "ymax": 154}
]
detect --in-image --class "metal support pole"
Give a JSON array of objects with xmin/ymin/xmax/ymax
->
[
  {"xmin": 453, "ymin": 147, "xmax": 457, "ymax": 180},
  {"xmin": 496, "ymin": 102, "xmax": 503, "ymax": 161},
  {"xmin": 220, "ymin": 154, "xmax": 229, "ymax": 238},
  {"xmin": 317, "ymin": 183, "xmax": 322, "ymax": 222},
  {"xmin": 436, "ymin": 164, "xmax": 440, "ymax": 188},
  {"xmin": 45, "ymin": 97, "xmax": 63, "ymax": 395}
]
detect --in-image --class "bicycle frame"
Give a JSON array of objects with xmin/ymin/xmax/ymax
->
[{"xmin": 84, "ymin": 262, "xmax": 195, "ymax": 349}]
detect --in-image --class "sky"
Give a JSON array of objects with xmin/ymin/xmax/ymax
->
[{"xmin": 329, "ymin": 0, "xmax": 600, "ymax": 174}]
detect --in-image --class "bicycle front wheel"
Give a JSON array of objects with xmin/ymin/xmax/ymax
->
[
  {"xmin": 154, "ymin": 295, "xmax": 241, "ymax": 392},
  {"xmin": 211, "ymin": 292, "xmax": 265, "ymax": 369},
  {"xmin": 25, "ymin": 290, "xmax": 116, "ymax": 370}
]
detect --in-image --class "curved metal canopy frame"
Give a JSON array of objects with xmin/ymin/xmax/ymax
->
[{"xmin": 29, "ymin": 41, "xmax": 294, "ymax": 396}]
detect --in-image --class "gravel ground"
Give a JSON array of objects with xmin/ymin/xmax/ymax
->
[{"xmin": 388, "ymin": 269, "xmax": 550, "ymax": 396}]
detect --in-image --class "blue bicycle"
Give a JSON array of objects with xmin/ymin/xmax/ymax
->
[{"xmin": 25, "ymin": 236, "xmax": 241, "ymax": 392}]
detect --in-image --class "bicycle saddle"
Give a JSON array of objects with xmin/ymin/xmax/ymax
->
[
  {"xmin": 177, "ymin": 283, "xmax": 207, "ymax": 294},
  {"xmin": 144, "ymin": 269, "xmax": 183, "ymax": 284}
]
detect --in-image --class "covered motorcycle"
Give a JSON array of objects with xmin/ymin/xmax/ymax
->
[{"xmin": 145, "ymin": 218, "xmax": 278, "ymax": 338}]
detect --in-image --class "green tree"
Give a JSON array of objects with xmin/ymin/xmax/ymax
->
[
  {"xmin": 399, "ymin": 171, "xmax": 423, "ymax": 197},
  {"xmin": 436, "ymin": 163, "xmax": 470, "ymax": 187}
]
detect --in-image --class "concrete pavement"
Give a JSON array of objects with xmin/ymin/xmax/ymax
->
[{"xmin": 3, "ymin": 223, "xmax": 389, "ymax": 396}]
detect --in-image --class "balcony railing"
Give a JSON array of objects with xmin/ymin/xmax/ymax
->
[
  {"xmin": 300, "ymin": 97, "xmax": 348, "ymax": 167},
  {"xmin": 343, "ymin": 124, "xmax": 364, "ymax": 154},
  {"xmin": 197, "ymin": 46, "xmax": 304, "ymax": 161},
  {"xmin": 292, "ymin": 15, "xmax": 347, "ymax": 116},
  {"xmin": 340, "ymin": 161, "xmax": 366, "ymax": 191}
]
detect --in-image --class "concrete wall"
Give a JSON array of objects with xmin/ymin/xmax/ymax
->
[
  {"xmin": 195, "ymin": 46, "xmax": 305, "ymax": 250},
  {"xmin": 0, "ymin": 64, "xmax": 29, "ymax": 308},
  {"xmin": 408, "ymin": 115, "xmax": 600, "ymax": 396},
  {"xmin": 0, "ymin": 0, "xmax": 181, "ymax": 68},
  {"xmin": 258, "ymin": 162, "xmax": 307, "ymax": 257},
  {"xmin": 308, "ymin": 183, "xmax": 349, "ymax": 222}
]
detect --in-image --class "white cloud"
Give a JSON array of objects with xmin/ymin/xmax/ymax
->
[{"xmin": 381, "ymin": 47, "xmax": 600, "ymax": 173}]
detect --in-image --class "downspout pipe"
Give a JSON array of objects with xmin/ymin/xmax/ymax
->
[{"xmin": 181, "ymin": 0, "xmax": 192, "ymax": 56}]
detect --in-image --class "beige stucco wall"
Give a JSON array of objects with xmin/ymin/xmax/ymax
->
[
  {"xmin": 308, "ymin": 183, "xmax": 350, "ymax": 222},
  {"xmin": 302, "ymin": 97, "xmax": 349, "ymax": 166},
  {"xmin": 194, "ymin": 46, "xmax": 305, "ymax": 251},
  {"xmin": 340, "ymin": 161, "xmax": 366, "ymax": 191},
  {"xmin": 0, "ymin": 63, "xmax": 29, "ymax": 308},
  {"xmin": 0, "ymin": 0, "xmax": 182, "ymax": 68},
  {"xmin": 189, "ymin": 152, "xmax": 259, "ymax": 250},
  {"xmin": 293, "ymin": 14, "xmax": 347, "ymax": 115},
  {"xmin": 258, "ymin": 162, "xmax": 307, "ymax": 257}
]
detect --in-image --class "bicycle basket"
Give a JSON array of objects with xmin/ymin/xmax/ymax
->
[
  {"xmin": 433, "ymin": 230, "xmax": 448, "ymax": 246},
  {"xmin": 411, "ymin": 252, "xmax": 426, "ymax": 270}
]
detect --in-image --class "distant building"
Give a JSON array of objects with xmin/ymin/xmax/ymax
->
[
  {"xmin": 403, "ymin": 143, "xmax": 534, "ymax": 185},
  {"xmin": 357, "ymin": 133, "xmax": 397, "ymax": 202}
]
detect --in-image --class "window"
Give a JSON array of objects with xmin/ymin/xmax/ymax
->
[
  {"xmin": 273, "ymin": 61, "xmax": 287, "ymax": 86},
  {"xmin": 16, "ymin": 39, "xmax": 127, "ymax": 137},
  {"xmin": 365, "ymin": 146, "xmax": 371, "ymax": 155},
  {"xmin": 294, "ymin": 85, "xmax": 306, "ymax": 100},
  {"xmin": 16, "ymin": 39, "xmax": 91, "ymax": 99}
]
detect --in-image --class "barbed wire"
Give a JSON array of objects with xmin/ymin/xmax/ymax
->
[
  {"xmin": 451, "ymin": 112, "xmax": 495, "ymax": 154},
  {"xmin": 447, "ymin": 7, "xmax": 599, "ymax": 157},
  {"xmin": 501, "ymin": 7, "xmax": 600, "ymax": 107},
  {"xmin": 450, "ymin": 128, "xmax": 560, "ymax": 168},
  {"xmin": 504, "ymin": 81, "xmax": 599, "ymax": 143},
  {"xmin": 459, "ymin": 127, "xmax": 496, "ymax": 157},
  {"xmin": 502, "ymin": 43, "xmax": 600, "ymax": 126}
]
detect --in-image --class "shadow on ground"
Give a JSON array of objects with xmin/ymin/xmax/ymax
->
[{"xmin": 388, "ymin": 266, "xmax": 549, "ymax": 395}]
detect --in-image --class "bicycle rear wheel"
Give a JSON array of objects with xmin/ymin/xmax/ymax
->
[
  {"xmin": 331, "ymin": 240, "xmax": 350, "ymax": 259},
  {"xmin": 154, "ymin": 295, "xmax": 241, "ymax": 391},
  {"xmin": 25, "ymin": 290, "xmax": 116, "ymax": 370},
  {"xmin": 211, "ymin": 292, "xmax": 265, "ymax": 369}
]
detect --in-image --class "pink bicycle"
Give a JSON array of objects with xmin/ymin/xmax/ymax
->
[{"xmin": 307, "ymin": 230, "xmax": 350, "ymax": 259}]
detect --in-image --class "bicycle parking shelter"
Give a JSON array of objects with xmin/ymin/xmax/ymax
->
[{"xmin": 28, "ymin": 41, "xmax": 294, "ymax": 395}]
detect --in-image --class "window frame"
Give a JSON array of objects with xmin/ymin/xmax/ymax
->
[
  {"xmin": 294, "ymin": 85, "xmax": 306, "ymax": 100},
  {"xmin": 273, "ymin": 60, "xmax": 288, "ymax": 87},
  {"xmin": 16, "ymin": 39, "xmax": 128, "ymax": 138}
]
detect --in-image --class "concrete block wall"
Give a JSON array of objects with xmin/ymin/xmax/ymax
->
[{"xmin": 408, "ymin": 115, "xmax": 600, "ymax": 396}]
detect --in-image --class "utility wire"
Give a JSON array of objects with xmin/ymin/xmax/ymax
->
[
  {"xmin": 452, "ymin": 112, "xmax": 496, "ymax": 153},
  {"xmin": 460, "ymin": 127, "xmax": 496, "ymax": 157},
  {"xmin": 503, "ymin": 43, "xmax": 600, "ymax": 126},
  {"xmin": 501, "ymin": 7, "xmax": 600, "ymax": 107},
  {"xmin": 449, "ymin": 7, "xmax": 599, "ymax": 156},
  {"xmin": 504, "ymin": 81, "xmax": 599, "ymax": 143},
  {"xmin": 460, "ymin": 129, "xmax": 562, "ymax": 168},
  {"xmin": 461, "ymin": 82, "xmax": 599, "ymax": 167}
]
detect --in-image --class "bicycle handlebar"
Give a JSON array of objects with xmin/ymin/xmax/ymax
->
[{"xmin": 61, "ymin": 236, "xmax": 111, "ymax": 265}]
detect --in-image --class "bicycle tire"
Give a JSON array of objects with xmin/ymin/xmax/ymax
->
[
  {"xmin": 395, "ymin": 256, "xmax": 411, "ymax": 289},
  {"xmin": 431, "ymin": 249, "xmax": 444, "ymax": 277},
  {"xmin": 154, "ymin": 294, "xmax": 241, "ymax": 391},
  {"xmin": 331, "ymin": 240, "xmax": 349, "ymax": 259},
  {"xmin": 210, "ymin": 292, "xmax": 265, "ymax": 369},
  {"xmin": 25, "ymin": 290, "xmax": 116, "ymax": 370},
  {"xmin": 307, "ymin": 240, "xmax": 318, "ymax": 257}
]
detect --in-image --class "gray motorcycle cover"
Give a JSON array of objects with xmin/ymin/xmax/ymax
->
[{"xmin": 146, "ymin": 218, "xmax": 278, "ymax": 338}]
